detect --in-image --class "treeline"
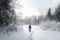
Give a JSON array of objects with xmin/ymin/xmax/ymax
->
[
  {"xmin": 18, "ymin": 4, "xmax": 60, "ymax": 25},
  {"xmin": 18, "ymin": 16, "xmax": 44, "ymax": 25}
]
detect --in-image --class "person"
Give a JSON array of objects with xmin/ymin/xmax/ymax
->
[{"xmin": 29, "ymin": 25, "xmax": 31, "ymax": 32}]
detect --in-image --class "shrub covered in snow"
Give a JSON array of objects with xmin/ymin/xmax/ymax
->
[{"xmin": 40, "ymin": 21, "xmax": 60, "ymax": 31}]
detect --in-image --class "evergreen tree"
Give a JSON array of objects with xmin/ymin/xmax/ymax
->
[
  {"xmin": 55, "ymin": 5, "xmax": 60, "ymax": 21},
  {"xmin": 0, "ymin": 0, "xmax": 16, "ymax": 27},
  {"xmin": 47, "ymin": 8, "xmax": 52, "ymax": 20}
]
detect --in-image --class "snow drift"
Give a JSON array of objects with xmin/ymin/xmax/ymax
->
[{"xmin": 40, "ymin": 21, "xmax": 60, "ymax": 31}]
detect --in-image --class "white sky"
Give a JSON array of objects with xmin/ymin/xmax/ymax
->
[{"xmin": 15, "ymin": 0, "xmax": 60, "ymax": 18}]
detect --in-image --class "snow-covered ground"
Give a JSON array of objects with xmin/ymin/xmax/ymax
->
[
  {"xmin": 0, "ymin": 25, "xmax": 60, "ymax": 40},
  {"xmin": 40, "ymin": 21, "xmax": 60, "ymax": 31}
]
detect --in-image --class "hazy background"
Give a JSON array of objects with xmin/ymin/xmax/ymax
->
[{"xmin": 15, "ymin": 0, "xmax": 60, "ymax": 18}]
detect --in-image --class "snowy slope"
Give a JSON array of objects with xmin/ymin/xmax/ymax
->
[{"xmin": 0, "ymin": 25, "xmax": 60, "ymax": 40}]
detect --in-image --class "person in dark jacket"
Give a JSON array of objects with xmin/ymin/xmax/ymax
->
[{"xmin": 29, "ymin": 25, "xmax": 31, "ymax": 32}]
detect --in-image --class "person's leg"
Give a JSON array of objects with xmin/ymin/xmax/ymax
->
[{"xmin": 29, "ymin": 28, "xmax": 31, "ymax": 32}]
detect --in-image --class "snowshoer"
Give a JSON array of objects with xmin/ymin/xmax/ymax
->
[{"xmin": 29, "ymin": 25, "xmax": 31, "ymax": 32}]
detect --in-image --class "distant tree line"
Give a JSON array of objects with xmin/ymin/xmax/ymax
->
[{"xmin": 17, "ymin": 4, "xmax": 60, "ymax": 25}]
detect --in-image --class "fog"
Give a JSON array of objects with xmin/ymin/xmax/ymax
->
[{"xmin": 15, "ymin": 0, "xmax": 60, "ymax": 18}]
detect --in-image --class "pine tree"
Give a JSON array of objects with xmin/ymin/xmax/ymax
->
[
  {"xmin": 47, "ymin": 8, "xmax": 52, "ymax": 20},
  {"xmin": 0, "ymin": 0, "xmax": 16, "ymax": 27},
  {"xmin": 55, "ymin": 5, "xmax": 60, "ymax": 21}
]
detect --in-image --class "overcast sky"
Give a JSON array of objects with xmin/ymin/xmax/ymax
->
[{"xmin": 15, "ymin": 0, "xmax": 60, "ymax": 18}]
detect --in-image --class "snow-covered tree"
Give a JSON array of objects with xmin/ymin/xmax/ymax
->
[
  {"xmin": 55, "ymin": 5, "xmax": 60, "ymax": 21},
  {"xmin": 0, "ymin": 0, "xmax": 16, "ymax": 26}
]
